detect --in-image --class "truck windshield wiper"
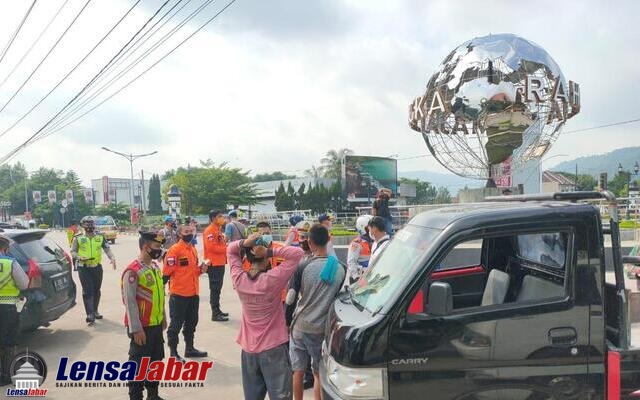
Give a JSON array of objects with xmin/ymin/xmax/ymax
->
[{"xmin": 344, "ymin": 285, "xmax": 364, "ymax": 312}]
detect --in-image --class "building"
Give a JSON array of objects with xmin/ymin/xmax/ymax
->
[
  {"xmin": 249, "ymin": 177, "xmax": 336, "ymax": 213},
  {"xmin": 12, "ymin": 360, "xmax": 43, "ymax": 389},
  {"xmin": 90, "ymin": 176, "xmax": 169, "ymax": 212},
  {"xmin": 542, "ymin": 171, "xmax": 576, "ymax": 193}
]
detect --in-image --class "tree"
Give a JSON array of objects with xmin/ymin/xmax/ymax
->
[
  {"xmin": 95, "ymin": 202, "xmax": 130, "ymax": 225},
  {"xmin": 274, "ymin": 182, "xmax": 287, "ymax": 212},
  {"xmin": 434, "ymin": 187, "xmax": 452, "ymax": 204},
  {"xmin": 253, "ymin": 171, "xmax": 297, "ymax": 182},
  {"xmin": 608, "ymin": 172, "xmax": 632, "ymax": 197},
  {"xmin": 304, "ymin": 165, "xmax": 322, "ymax": 179},
  {"xmin": 297, "ymin": 183, "xmax": 307, "ymax": 209},
  {"xmin": 554, "ymin": 171, "xmax": 598, "ymax": 191},
  {"xmin": 165, "ymin": 161, "xmax": 258, "ymax": 214},
  {"xmin": 320, "ymin": 148, "xmax": 353, "ymax": 179},
  {"xmin": 147, "ymin": 174, "xmax": 163, "ymax": 215},
  {"xmin": 399, "ymin": 178, "xmax": 438, "ymax": 205}
]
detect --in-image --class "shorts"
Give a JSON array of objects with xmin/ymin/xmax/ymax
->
[{"xmin": 289, "ymin": 329, "xmax": 323, "ymax": 373}]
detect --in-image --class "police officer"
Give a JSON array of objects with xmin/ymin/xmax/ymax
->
[
  {"xmin": 0, "ymin": 235, "xmax": 29, "ymax": 386},
  {"xmin": 160, "ymin": 216, "xmax": 178, "ymax": 250},
  {"xmin": 346, "ymin": 215, "xmax": 374, "ymax": 285},
  {"xmin": 71, "ymin": 216, "xmax": 116, "ymax": 324},
  {"xmin": 163, "ymin": 223, "xmax": 209, "ymax": 361},
  {"xmin": 121, "ymin": 231, "xmax": 167, "ymax": 400}
]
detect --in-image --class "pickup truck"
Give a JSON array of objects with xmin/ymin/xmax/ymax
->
[{"xmin": 321, "ymin": 191, "xmax": 640, "ymax": 399}]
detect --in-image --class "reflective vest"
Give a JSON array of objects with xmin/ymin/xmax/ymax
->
[
  {"xmin": 287, "ymin": 227, "xmax": 300, "ymax": 246},
  {"xmin": 0, "ymin": 256, "xmax": 20, "ymax": 298},
  {"xmin": 77, "ymin": 234, "xmax": 105, "ymax": 266},
  {"xmin": 66, "ymin": 228, "xmax": 77, "ymax": 246},
  {"xmin": 353, "ymin": 236, "xmax": 372, "ymax": 268},
  {"xmin": 121, "ymin": 260, "xmax": 165, "ymax": 328}
]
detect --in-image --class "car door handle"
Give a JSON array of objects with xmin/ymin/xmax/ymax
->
[{"xmin": 548, "ymin": 327, "xmax": 577, "ymax": 347}]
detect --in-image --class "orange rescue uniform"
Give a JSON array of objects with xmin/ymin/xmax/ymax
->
[
  {"xmin": 202, "ymin": 223, "xmax": 226, "ymax": 266},
  {"xmin": 163, "ymin": 240, "xmax": 201, "ymax": 297}
]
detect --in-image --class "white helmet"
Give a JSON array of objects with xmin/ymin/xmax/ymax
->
[{"xmin": 355, "ymin": 215, "xmax": 373, "ymax": 236}]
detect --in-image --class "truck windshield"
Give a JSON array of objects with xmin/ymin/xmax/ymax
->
[
  {"xmin": 352, "ymin": 225, "xmax": 440, "ymax": 313},
  {"xmin": 94, "ymin": 216, "xmax": 115, "ymax": 226}
]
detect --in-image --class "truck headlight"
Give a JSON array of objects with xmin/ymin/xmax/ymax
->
[{"xmin": 325, "ymin": 354, "xmax": 387, "ymax": 399}]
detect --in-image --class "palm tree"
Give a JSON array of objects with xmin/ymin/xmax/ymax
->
[
  {"xmin": 320, "ymin": 148, "xmax": 353, "ymax": 179},
  {"xmin": 305, "ymin": 165, "xmax": 322, "ymax": 179}
]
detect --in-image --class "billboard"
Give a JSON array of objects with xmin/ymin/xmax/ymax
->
[{"xmin": 342, "ymin": 155, "xmax": 398, "ymax": 202}]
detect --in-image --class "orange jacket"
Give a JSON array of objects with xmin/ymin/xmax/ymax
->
[
  {"xmin": 203, "ymin": 223, "xmax": 226, "ymax": 266},
  {"xmin": 163, "ymin": 240, "xmax": 201, "ymax": 296}
]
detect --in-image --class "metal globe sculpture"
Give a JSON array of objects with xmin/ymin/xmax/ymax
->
[{"xmin": 409, "ymin": 33, "xmax": 580, "ymax": 183}]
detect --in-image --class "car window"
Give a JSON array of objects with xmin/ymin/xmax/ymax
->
[
  {"xmin": 517, "ymin": 232, "xmax": 567, "ymax": 269},
  {"xmin": 438, "ymin": 239, "xmax": 483, "ymax": 270},
  {"xmin": 17, "ymin": 237, "xmax": 62, "ymax": 263}
]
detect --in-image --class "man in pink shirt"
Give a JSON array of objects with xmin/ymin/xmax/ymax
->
[{"xmin": 228, "ymin": 233, "xmax": 303, "ymax": 400}]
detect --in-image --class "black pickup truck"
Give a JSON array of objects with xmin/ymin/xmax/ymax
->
[{"xmin": 321, "ymin": 191, "xmax": 640, "ymax": 400}]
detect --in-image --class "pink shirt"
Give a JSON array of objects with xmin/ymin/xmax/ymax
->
[{"xmin": 228, "ymin": 240, "xmax": 303, "ymax": 353}]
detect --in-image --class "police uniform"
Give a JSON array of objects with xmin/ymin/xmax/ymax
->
[
  {"xmin": 71, "ymin": 230, "xmax": 115, "ymax": 322},
  {"xmin": 0, "ymin": 236, "xmax": 29, "ymax": 386},
  {"xmin": 163, "ymin": 238, "xmax": 207, "ymax": 360},
  {"xmin": 121, "ymin": 232, "xmax": 166, "ymax": 400}
]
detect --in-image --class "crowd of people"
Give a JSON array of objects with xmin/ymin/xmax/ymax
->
[{"xmin": 0, "ymin": 197, "xmax": 394, "ymax": 400}]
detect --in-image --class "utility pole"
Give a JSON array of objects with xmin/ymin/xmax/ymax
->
[
  {"xmin": 575, "ymin": 164, "xmax": 578, "ymax": 191},
  {"xmin": 140, "ymin": 170, "xmax": 146, "ymax": 215}
]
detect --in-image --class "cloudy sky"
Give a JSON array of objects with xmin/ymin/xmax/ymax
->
[{"xmin": 0, "ymin": 0, "xmax": 638, "ymax": 186}]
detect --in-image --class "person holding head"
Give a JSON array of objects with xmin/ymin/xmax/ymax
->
[
  {"xmin": 121, "ymin": 231, "xmax": 167, "ymax": 400},
  {"xmin": 160, "ymin": 216, "xmax": 178, "ymax": 249},
  {"xmin": 203, "ymin": 210, "xmax": 229, "ymax": 322},
  {"xmin": 346, "ymin": 215, "xmax": 374, "ymax": 285},
  {"xmin": 228, "ymin": 232, "xmax": 304, "ymax": 400},
  {"xmin": 163, "ymin": 224, "xmax": 210, "ymax": 361},
  {"xmin": 289, "ymin": 224, "xmax": 346, "ymax": 400},
  {"xmin": 0, "ymin": 235, "xmax": 29, "ymax": 386},
  {"xmin": 225, "ymin": 210, "xmax": 248, "ymax": 242},
  {"xmin": 71, "ymin": 216, "xmax": 116, "ymax": 325},
  {"xmin": 317, "ymin": 213, "xmax": 337, "ymax": 258},
  {"xmin": 367, "ymin": 216, "xmax": 391, "ymax": 266}
]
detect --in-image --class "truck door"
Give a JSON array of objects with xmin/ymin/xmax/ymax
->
[{"xmin": 388, "ymin": 229, "xmax": 591, "ymax": 399}]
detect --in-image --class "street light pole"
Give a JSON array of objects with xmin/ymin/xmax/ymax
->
[{"xmin": 101, "ymin": 147, "xmax": 158, "ymax": 222}]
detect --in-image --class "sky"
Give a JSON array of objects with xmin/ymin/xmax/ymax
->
[{"xmin": 0, "ymin": 0, "xmax": 638, "ymax": 187}]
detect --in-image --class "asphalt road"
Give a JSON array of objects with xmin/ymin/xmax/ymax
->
[{"xmin": 20, "ymin": 231, "xmax": 249, "ymax": 400}]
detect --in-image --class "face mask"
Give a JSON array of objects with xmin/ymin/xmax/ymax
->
[
  {"xmin": 256, "ymin": 235, "xmax": 273, "ymax": 247},
  {"xmin": 85, "ymin": 227, "xmax": 95, "ymax": 233},
  {"xmin": 147, "ymin": 248, "xmax": 163, "ymax": 260},
  {"xmin": 182, "ymin": 234, "xmax": 194, "ymax": 243}
]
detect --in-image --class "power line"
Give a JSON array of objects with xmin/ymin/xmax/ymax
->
[
  {"xmin": 36, "ymin": 0, "xmax": 238, "ymax": 144},
  {"xmin": 1, "ymin": 0, "xmax": 237, "ymax": 165},
  {"xmin": 0, "ymin": 0, "xmax": 71, "ymax": 90},
  {"xmin": 0, "ymin": 0, "xmax": 92, "ymax": 116},
  {"xmin": 0, "ymin": 0, "xmax": 141, "ymax": 140},
  {"xmin": 0, "ymin": 0, "xmax": 38, "ymax": 66}
]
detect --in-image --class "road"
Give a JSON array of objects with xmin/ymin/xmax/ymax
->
[{"xmin": 21, "ymin": 231, "xmax": 248, "ymax": 400}]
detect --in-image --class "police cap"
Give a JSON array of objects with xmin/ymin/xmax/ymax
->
[{"xmin": 139, "ymin": 231, "xmax": 166, "ymax": 245}]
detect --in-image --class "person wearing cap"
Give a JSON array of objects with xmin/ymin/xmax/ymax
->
[
  {"xmin": 160, "ymin": 216, "xmax": 178, "ymax": 249},
  {"xmin": 225, "ymin": 210, "xmax": 248, "ymax": 242},
  {"xmin": 0, "ymin": 235, "xmax": 29, "ymax": 386},
  {"xmin": 121, "ymin": 231, "xmax": 167, "ymax": 400},
  {"xmin": 203, "ymin": 210, "xmax": 229, "ymax": 322},
  {"xmin": 71, "ymin": 216, "xmax": 116, "ymax": 325},
  {"xmin": 66, "ymin": 220, "xmax": 80, "ymax": 246},
  {"xmin": 317, "ymin": 213, "xmax": 337, "ymax": 258},
  {"xmin": 163, "ymin": 223, "xmax": 210, "ymax": 361}
]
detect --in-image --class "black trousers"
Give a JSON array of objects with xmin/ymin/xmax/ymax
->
[
  {"xmin": 0, "ymin": 304, "xmax": 18, "ymax": 347},
  {"xmin": 78, "ymin": 265, "xmax": 103, "ymax": 315},
  {"xmin": 167, "ymin": 295, "xmax": 199, "ymax": 348},
  {"xmin": 207, "ymin": 266, "xmax": 225, "ymax": 312},
  {"xmin": 128, "ymin": 325, "xmax": 165, "ymax": 400}
]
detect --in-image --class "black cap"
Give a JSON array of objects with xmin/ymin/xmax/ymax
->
[{"xmin": 139, "ymin": 231, "xmax": 166, "ymax": 245}]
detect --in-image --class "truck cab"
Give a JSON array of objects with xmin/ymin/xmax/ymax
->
[{"xmin": 321, "ymin": 192, "xmax": 640, "ymax": 399}]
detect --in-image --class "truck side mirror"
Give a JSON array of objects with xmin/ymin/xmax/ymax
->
[{"xmin": 428, "ymin": 281, "xmax": 452, "ymax": 316}]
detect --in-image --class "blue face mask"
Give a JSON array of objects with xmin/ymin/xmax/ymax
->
[{"xmin": 256, "ymin": 235, "xmax": 273, "ymax": 247}]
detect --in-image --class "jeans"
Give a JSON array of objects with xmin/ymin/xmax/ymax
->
[
  {"xmin": 78, "ymin": 264, "xmax": 103, "ymax": 315},
  {"xmin": 167, "ymin": 295, "xmax": 199, "ymax": 348},
  {"xmin": 241, "ymin": 343, "xmax": 292, "ymax": 400},
  {"xmin": 383, "ymin": 216, "xmax": 394, "ymax": 235},
  {"xmin": 207, "ymin": 266, "xmax": 225, "ymax": 313}
]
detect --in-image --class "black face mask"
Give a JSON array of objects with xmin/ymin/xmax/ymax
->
[
  {"xmin": 181, "ymin": 234, "xmax": 194, "ymax": 243},
  {"xmin": 85, "ymin": 227, "xmax": 95, "ymax": 233},
  {"xmin": 147, "ymin": 248, "xmax": 163, "ymax": 260}
]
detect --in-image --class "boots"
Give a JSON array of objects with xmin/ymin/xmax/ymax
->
[
  {"xmin": 211, "ymin": 306, "xmax": 229, "ymax": 322},
  {"xmin": 146, "ymin": 386, "xmax": 164, "ymax": 400},
  {"xmin": 0, "ymin": 346, "xmax": 16, "ymax": 387},
  {"xmin": 168, "ymin": 345, "xmax": 185, "ymax": 363},
  {"xmin": 184, "ymin": 338, "xmax": 207, "ymax": 358}
]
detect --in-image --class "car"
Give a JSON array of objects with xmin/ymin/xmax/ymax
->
[
  {"xmin": 92, "ymin": 215, "xmax": 118, "ymax": 244},
  {"xmin": 2, "ymin": 228, "xmax": 77, "ymax": 331},
  {"xmin": 321, "ymin": 191, "xmax": 640, "ymax": 399}
]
